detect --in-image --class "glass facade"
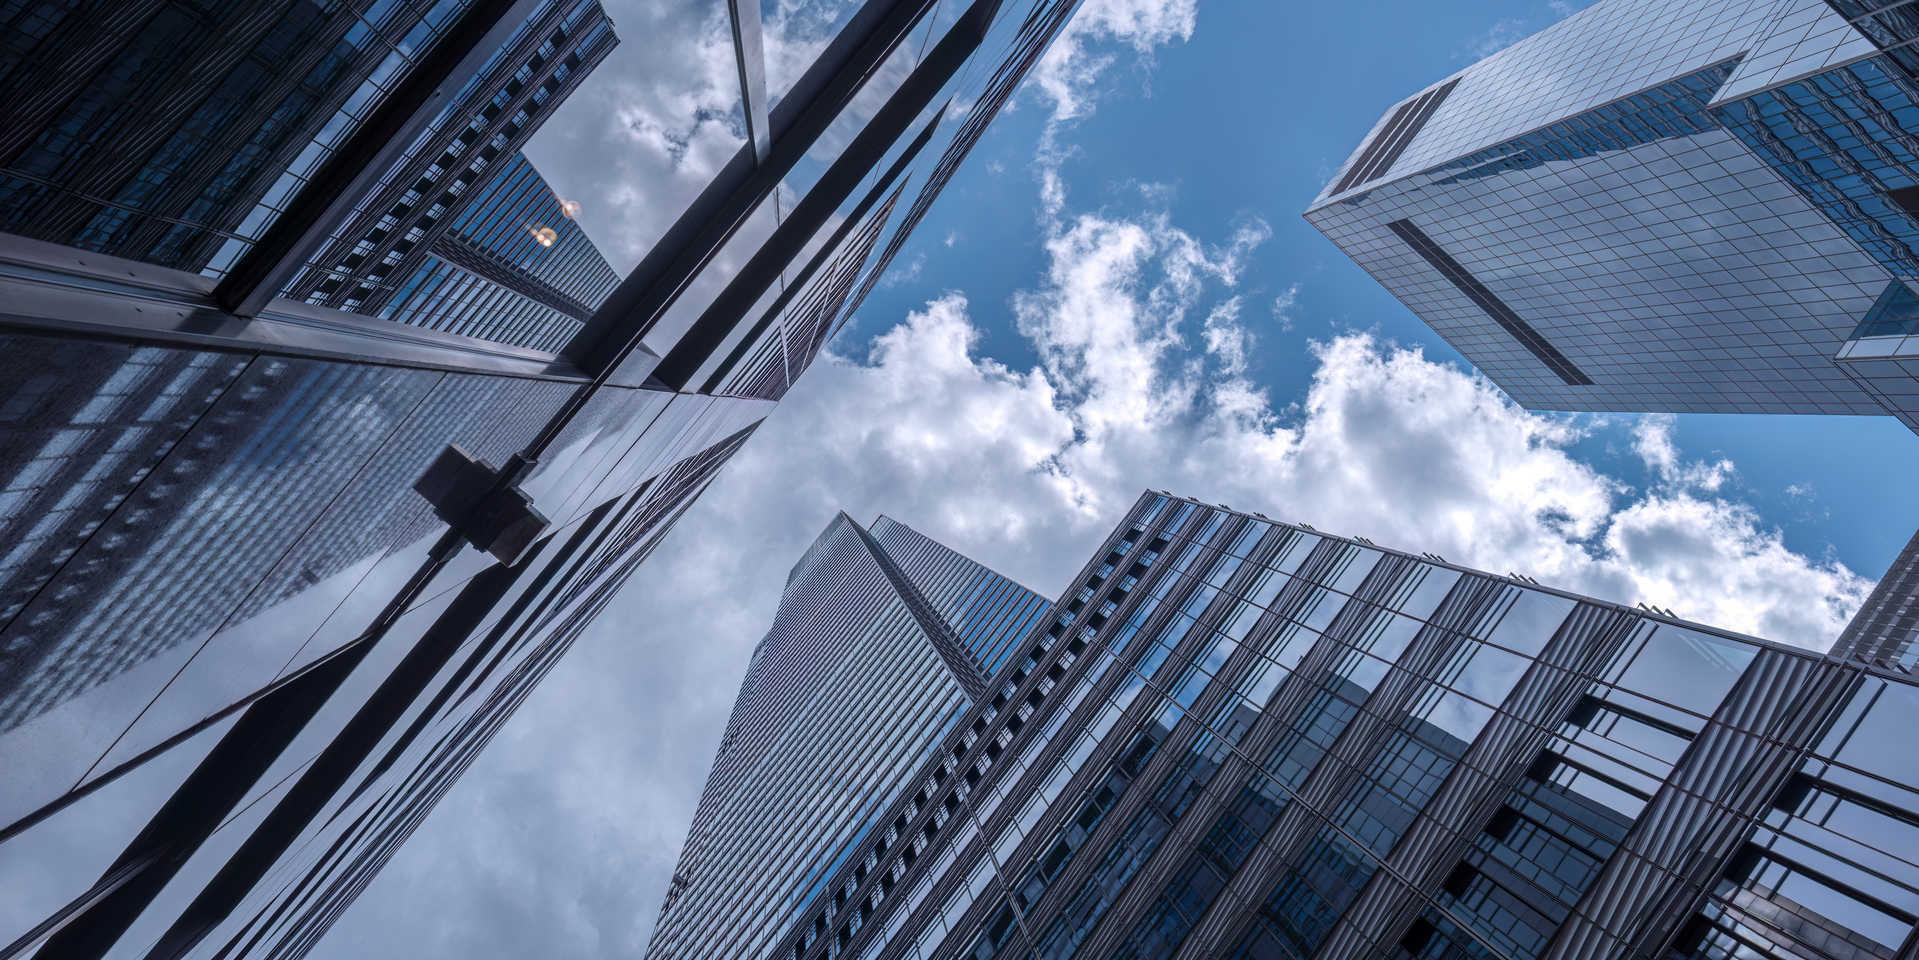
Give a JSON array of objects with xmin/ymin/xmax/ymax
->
[
  {"xmin": 0, "ymin": 0, "xmax": 491, "ymax": 274},
  {"xmin": 1832, "ymin": 526, "xmax": 1919, "ymax": 663},
  {"xmin": 662, "ymin": 492, "xmax": 1919, "ymax": 960},
  {"xmin": 1304, "ymin": 0, "xmax": 1919, "ymax": 419},
  {"xmin": 0, "ymin": 0, "xmax": 1097, "ymax": 954},
  {"xmin": 648, "ymin": 514, "xmax": 1049, "ymax": 960},
  {"xmin": 375, "ymin": 151, "xmax": 620, "ymax": 351},
  {"xmin": 278, "ymin": 0, "xmax": 617, "ymax": 345}
]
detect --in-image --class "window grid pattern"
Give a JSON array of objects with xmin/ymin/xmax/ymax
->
[
  {"xmin": 0, "ymin": 0, "xmax": 480, "ymax": 275},
  {"xmin": 1309, "ymin": 73, "xmax": 1890, "ymax": 416}
]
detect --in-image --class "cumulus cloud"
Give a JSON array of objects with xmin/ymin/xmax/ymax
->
[
  {"xmin": 732, "ymin": 208, "xmax": 1869, "ymax": 646},
  {"xmin": 1033, "ymin": 0, "xmax": 1197, "ymax": 123}
]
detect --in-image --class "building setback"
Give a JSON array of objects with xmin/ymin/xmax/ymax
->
[{"xmin": 660, "ymin": 492, "xmax": 1919, "ymax": 960}]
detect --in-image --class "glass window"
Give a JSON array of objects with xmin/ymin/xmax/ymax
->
[
  {"xmin": 1443, "ymin": 642, "xmax": 1532, "ymax": 709},
  {"xmin": 1416, "ymin": 690, "xmax": 1494, "ymax": 744},
  {"xmin": 1485, "ymin": 591, "xmax": 1576, "ymax": 657},
  {"xmin": 1268, "ymin": 534, "xmax": 1320, "ymax": 577},
  {"xmin": 1396, "ymin": 565, "xmax": 1463, "ymax": 622},
  {"xmin": 1609, "ymin": 626, "xmax": 1756, "ymax": 717},
  {"xmin": 1330, "ymin": 548, "xmax": 1382, "ymax": 595},
  {"xmin": 1836, "ymin": 683, "xmax": 1919, "ymax": 784}
]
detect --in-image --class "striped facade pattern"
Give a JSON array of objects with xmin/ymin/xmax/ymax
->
[
  {"xmin": 661, "ymin": 492, "xmax": 1919, "ymax": 960},
  {"xmin": 649, "ymin": 514, "xmax": 1050, "ymax": 960}
]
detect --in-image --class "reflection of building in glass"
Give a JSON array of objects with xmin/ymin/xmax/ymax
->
[
  {"xmin": 650, "ymin": 513, "xmax": 1048, "ymax": 960},
  {"xmin": 1305, "ymin": 0, "xmax": 1919, "ymax": 427},
  {"xmin": 0, "ymin": 0, "xmax": 1100, "ymax": 954},
  {"xmin": 281, "ymin": 0, "xmax": 618, "ymax": 348},
  {"xmin": 0, "ymin": 0, "xmax": 615, "ymax": 342},
  {"xmin": 377, "ymin": 152, "xmax": 619, "ymax": 351},
  {"xmin": 0, "ymin": 0, "xmax": 495, "ymax": 275},
  {"xmin": 660, "ymin": 492, "xmax": 1919, "ymax": 960}
]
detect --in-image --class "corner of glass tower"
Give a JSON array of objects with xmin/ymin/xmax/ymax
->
[{"xmin": 1305, "ymin": 0, "xmax": 1919, "ymax": 430}]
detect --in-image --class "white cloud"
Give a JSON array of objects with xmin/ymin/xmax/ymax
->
[
  {"xmin": 1271, "ymin": 282, "xmax": 1301, "ymax": 332},
  {"xmin": 1033, "ymin": 0, "xmax": 1198, "ymax": 123},
  {"xmin": 1457, "ymin": 17, "xmax": 1529, "ymax": 61},
  {"xmin": 717, "ymin": 206, "xmax": 1870, "ymax": 648},
  {"xmin": 522, "ymin": 0, "xmax": 871, "ymax": 269}
]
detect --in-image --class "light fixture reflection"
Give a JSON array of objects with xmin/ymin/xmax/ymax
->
[
  {"xmin": 529, "ymin": 224, "xmax": 557, "ymax": 247},
  {"xmin": 559, "ymin": 198, "xmax": 581, "ymax": 219}
]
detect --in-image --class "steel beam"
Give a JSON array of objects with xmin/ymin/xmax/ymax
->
[
  {"xmin": 648, "ymin": 0, "xmax": 997, "ymax": 393},
  {"xmin": 698, "ymin": 110, "xmax": 940, "ymax": 395},
  {"xmin": 728, "ymin": 0, "xmax": 771, "ymax": 165}
]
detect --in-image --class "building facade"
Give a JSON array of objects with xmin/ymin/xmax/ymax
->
[
  {"xmin": 277, "ymin": 0, "xmax": 618, "ymax": 348},
  {"xmin": 1304, "ymin": 0, "xmax": 1919, "ymax": 429},
  {"xmin": 1831, "ymin": 526, "xmax": 1919, "ymax": 664},
  {"xmin": 0, "ymin": 0, "xmax": 1097, "ymax": 955},
  {"xmin": 663, "ymin": 492, "xmax": 1919, "ymax": 960},
  {"xmin": 651, "ymin": 514, "xmax": 1049, "ymax": 960}
]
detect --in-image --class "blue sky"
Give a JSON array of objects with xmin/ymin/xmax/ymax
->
[{"xmin": 854, "ymin": 0, "xmax": 1919, "ymax": 579}]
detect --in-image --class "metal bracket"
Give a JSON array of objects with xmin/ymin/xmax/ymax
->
[{"xmin": 413, "ymin": 444, "xmax": 549, "ymax": 565}]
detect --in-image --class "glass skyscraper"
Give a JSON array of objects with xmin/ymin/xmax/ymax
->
[
  {"xmin": 0, "ymin": 0, "xmax": 1095, "ymax": 954},
  {"xmin": 1306, "ymin": 0, "xmax": 1919, "ymax": 684},
  {"xmin": 1305, "ymin": 0, "xmax": 1919, "ymax": 427},
  {"xmin": 1832, "ymin": 527, "xmax": 1919, "ymax": 663},
  {"xmin": 660, "ymin": 492, "xmax": 1919, "ymax": 960},
  {"xmin": 652, "ymin": 514, "xmax": 1049, "ymax": 960}
]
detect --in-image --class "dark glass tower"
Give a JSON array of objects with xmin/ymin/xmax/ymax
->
[
  {"xmin": 1832, "ymin": 526, "xmax": 1919, "ymax": 665},
  {"xmin": 0, "ymin": 0, "xmax": 1096, "ymax": 954},
  {"xmin": 277, "ymin": 0, "xmax": 618, "ymax": 345},
  {"xmin": 661, "ymin": 493, "xmax": 1919, "ymax": 960}
]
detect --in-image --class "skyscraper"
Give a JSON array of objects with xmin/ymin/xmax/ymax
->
[
  {"xmin": 1832, "ymin": 526, "xmax": 1919, "ymax": 664},
  {"xmin": 276, "ymin": 0, "xmax": 619, "ymax": 347},
  {"xmin": 0, "ymin": 0, "xmax": 1097, "ymax": 954},
  {"xmin": 1305, "ymin": 0, "xmax": 1919, "ymax": 684},
  {"xmin": 661, "ymin": 493, "xmax": 1919, "ymax": 960},
  {"xmin": 651, "ymin": 514, "xmax": 1049, "ymax": 960},
  {"xmin": 1304, "ymin": 0, "xmax": 1919, "ymax": 427}
]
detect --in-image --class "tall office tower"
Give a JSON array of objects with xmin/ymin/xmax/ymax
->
[
  {"xmin": 665, "ymin": 491, "xmax": 1919, "ymax": 960},
  {"xmin": 1832, "ymin": 526, "xmax": 1919, "ymax": 663},
  {"xmin": 1304, "ymin": 0, "xmax": 1919, "ymax": 431},
  {"xmin": 651, "ymin": 514, "xmax": 1049, "ymax": 960},
  {"xmin": 0, "ymin": 0, "xmax": 1093, "ymax": 955}
]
